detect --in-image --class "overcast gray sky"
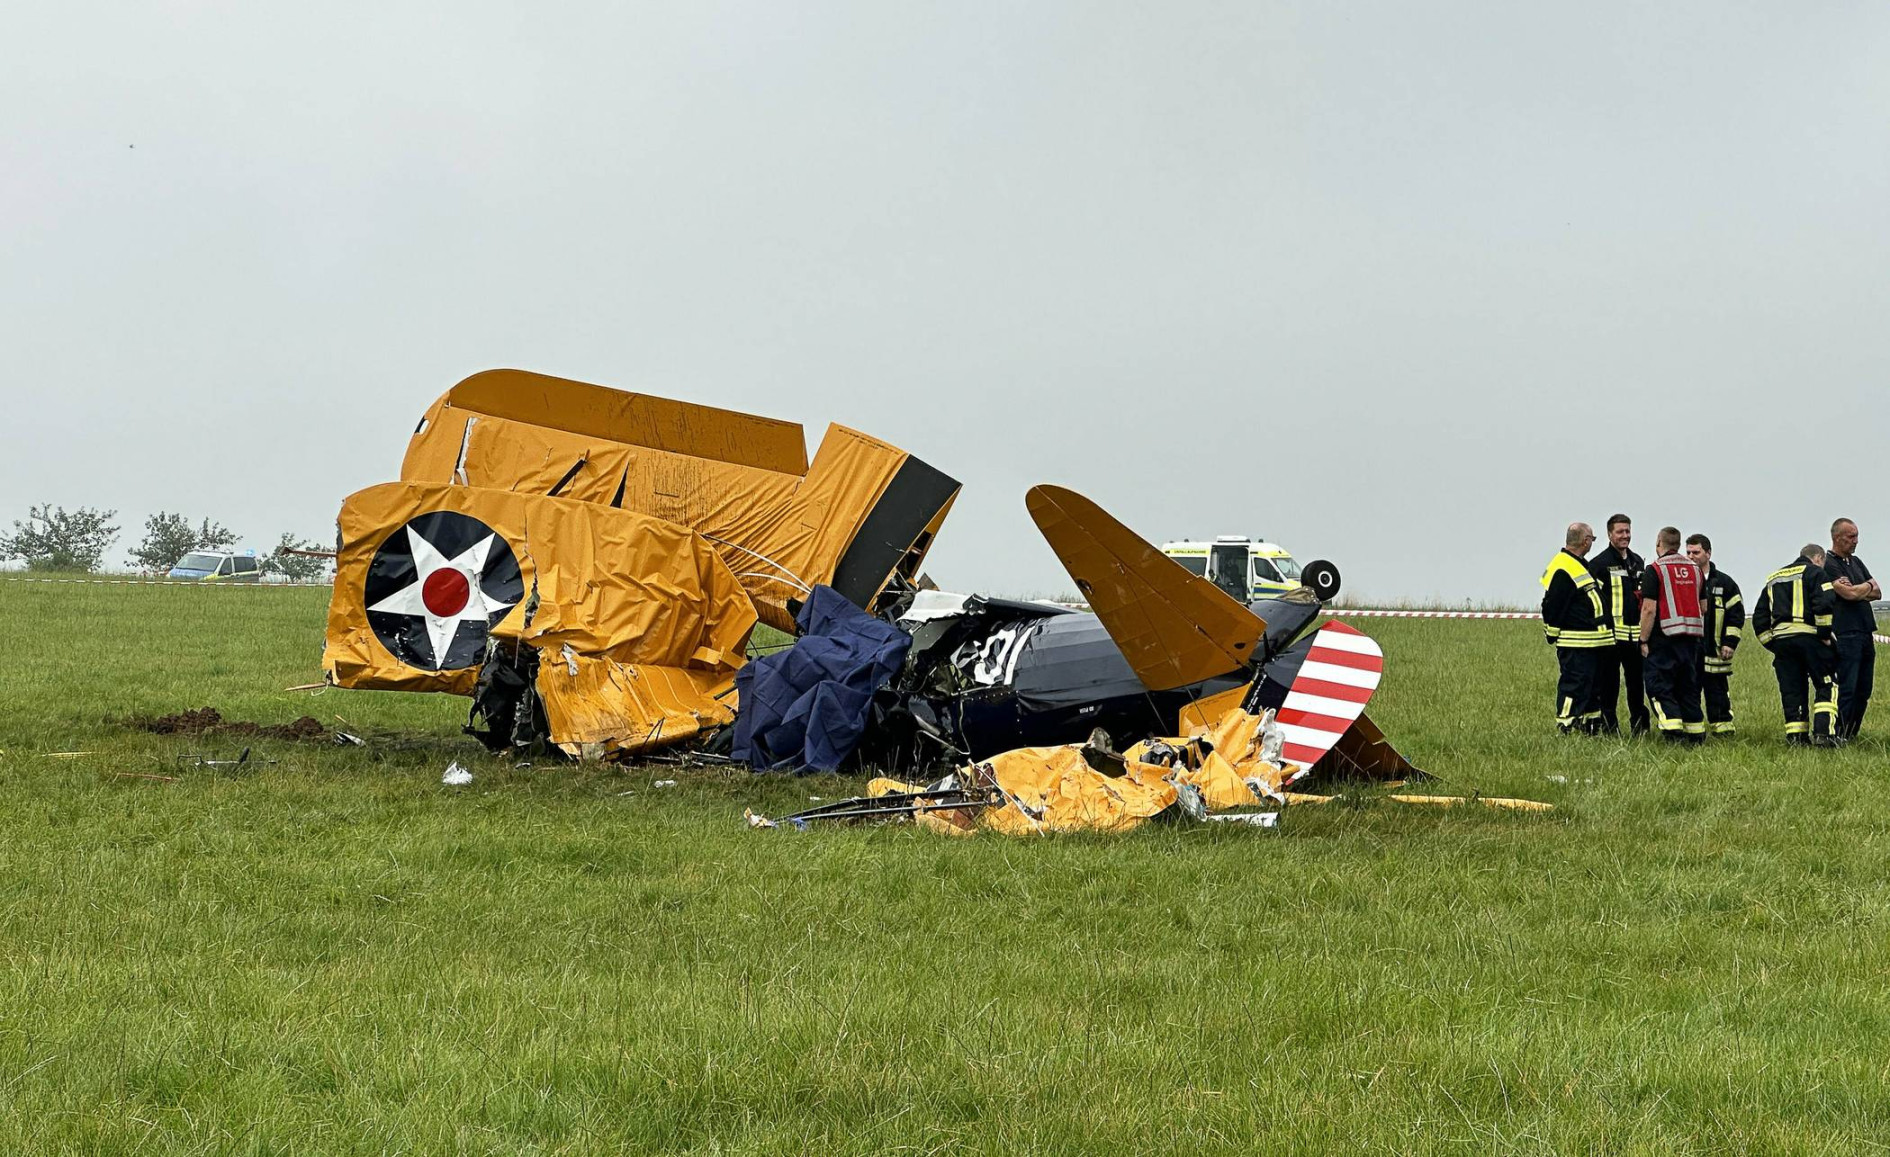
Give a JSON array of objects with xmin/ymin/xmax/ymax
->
[{"xmin": 4, "ymin": 2, "xmax": 1887, "ymax": 603}]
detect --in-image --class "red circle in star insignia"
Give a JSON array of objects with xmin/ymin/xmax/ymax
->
[{"xmin": 422, "ymin": 568, "xmax": 471, "ymax": 617}]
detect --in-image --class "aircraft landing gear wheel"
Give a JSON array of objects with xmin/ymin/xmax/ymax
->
[{"xmin": 1301, "ymin": 559, "xmax": 1341, "ymax": 602}]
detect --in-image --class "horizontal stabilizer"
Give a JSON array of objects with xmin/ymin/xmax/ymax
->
[{"xmin": 1026, "ymin": 485, "xmax": 1266, "ymax": 692}]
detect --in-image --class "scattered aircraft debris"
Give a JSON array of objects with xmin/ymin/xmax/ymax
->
[
  {"xmin": 319, "ymin": 369, "xmax": 1444, "ymax": 810},
  {"xmin": 176, "ymin": 748, "xmax": 275, "ymax": 769}
]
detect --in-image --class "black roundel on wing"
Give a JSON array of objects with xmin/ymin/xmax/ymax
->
[{"xmin": 364, "ymin": 511, "xmax": 523, "ymax": 671}]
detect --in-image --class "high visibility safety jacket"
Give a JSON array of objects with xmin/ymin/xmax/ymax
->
[
  {"xmin": 1588, "ymin": 547, "xmax": 1644, "ymax": 643},
  {"xmin": 1699, "ymin": 564, "xmax": 1744, "ymax": 675},
  {"xmin": 1639, "ymin": 554, "xmax": 1705, "ymax": 639},
  {"xmin": 1541, "ymin": 549, "xmax": 1611, "ymax": 648},
  {"xmin": 1751, "ymin": 556, "xmax": 1835, "ymax": 646}
]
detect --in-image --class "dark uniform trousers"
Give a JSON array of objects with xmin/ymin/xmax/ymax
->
[
  {"xmin": 1773, "ymin": 636, "xmax": 1839, "ymax": 741},
  {"xmin": 1700, "ymin": 666, "xmax": 1734, "ymax": 734},
  {"xmin": 1555, "ymin": 648, "xmax": 1599, "ymax": 733},
  {"xmin": 1642, "ymin": 636, "xmax": 1704, "ymax": 738},
  {"xmin": 1835, "ymin": 633, "xmax": 1875, "ymax": 739},
  {"xmin": 1593, "ymin": 642, "xmax": 1649, "ymax": 734}
]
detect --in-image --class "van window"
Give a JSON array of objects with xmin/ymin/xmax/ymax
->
[
  {"xmin": 1173, "ymin": 555, "xmax": 1207, "ymax": 577},
  {"xmin": 234, "ymin": 556, "xmax": 258, "ymax": 574},
  {"xmin": 216, "ymin": 557, "xmax": 235, "ymax": 576},
  {"xmin": 1275, "ymin": 556, "xmax": 1302, "ymax": 581},
  {"xmin": 1252, "ymin": 557, "xmax": 1282, "ymax": 583},
  {"xmin": 1209, "ymin": 544, "xmax": 1248, "ymax": 601},
  {"xmin": 176, "ymin": 552, "xmax": 223, "ymax": 571}
]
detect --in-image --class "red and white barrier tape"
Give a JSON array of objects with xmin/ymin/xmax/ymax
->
[
  {"xmin": 1324, "ymin": 608, "xmax": 1537, "ymax": 620},
  {"xmin": 2, "ymin": 577, "xmax": 331, "ymax": 588},
  {"xmin": 1324, "ymin": 607, "xmax": 1890, "ymax": 646}
]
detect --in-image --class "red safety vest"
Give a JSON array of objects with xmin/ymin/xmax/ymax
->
[{"xmin": 1648, "ymin": 554, "xmax": 1705, "ymax": 638}]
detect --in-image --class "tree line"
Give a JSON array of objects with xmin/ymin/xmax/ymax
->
[{"xmin": 0, "ymin": 505, "xmax": 331, "ymax": 580}]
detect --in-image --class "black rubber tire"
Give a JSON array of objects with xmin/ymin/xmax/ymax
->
[{"xmin": 1301, "ymin": 559, "xmax": 1342, "ymax": 602}]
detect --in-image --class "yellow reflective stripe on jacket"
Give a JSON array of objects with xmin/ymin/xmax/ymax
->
[
  {"xmin": 1758, "ymin": 621, "xmax": 1817, "ymax": 644},
  {"xmin": 1553, "ymin": 629, "xmax": 1613, "ymax": 648}
]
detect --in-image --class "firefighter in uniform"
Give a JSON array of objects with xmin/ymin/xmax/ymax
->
[
  {"xmin": 1824, "ymin": 518, "xmax": 1879, "ymax": 739},
  {"xmin": 1637, "ymin": 527, "xmax": 1706, "ymax": 744},
  {"xmin": 1589, "ymin": 514, "xmax": 1649, "ymax": 735},
  {"xmin": 1685, "ymin": 533, "xmax": 1744, "ymax": 736},
  {"xmin": 1752, "ymin": 544, "xmax": 1840, "ymax": 746},
  {"xmin": 1541, "ymin": 523, "xmax": 1611, "ymax": 734}
]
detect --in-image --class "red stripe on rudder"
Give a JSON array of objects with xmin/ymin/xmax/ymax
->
[
  {"xmin": 1290, "ymin": 677, "xmax": 1375, "ymax": 704},
  {"xmin": 1304, "ymin": 647, "xmax": 1384, "ymax": 673},
  {"xmin": 1281, "ymin": 741, "xmax": 1329, "ymax": 764},
  {"xmin": 1276, "ymin": 707, "xmax": 1359, "ymax": 734}
]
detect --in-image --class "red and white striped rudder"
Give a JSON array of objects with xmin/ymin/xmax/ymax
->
[{"xmin": 1274, "ymin": 620, "xmax": 1384, "ymax": 768}]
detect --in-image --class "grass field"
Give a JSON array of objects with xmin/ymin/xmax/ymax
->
[{"xmin": 3, "ymin": 576, "xmax": 1889, "ymax": 1153}]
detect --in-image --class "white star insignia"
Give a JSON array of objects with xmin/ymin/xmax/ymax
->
[{"xmin": 368, "ymin": 525, "xmax": 516, "ymax": 667}]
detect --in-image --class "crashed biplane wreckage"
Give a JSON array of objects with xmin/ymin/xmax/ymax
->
[
  {"xmin": 852, "ymin": 486, "xmax": 1417, "ymax": 783},
  {"xmin": 322, "ymin": 368, "xmax": 1421, "ymax": 789},
  {"xmin": 751, "ymin": 485, "xmax": 1432, "ymax": 833},
  {"xmin": 324, "ymin": 369, "xmax": 958, "ymax": 756}
]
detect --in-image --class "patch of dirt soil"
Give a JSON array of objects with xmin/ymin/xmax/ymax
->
[{"xmin": 129, "ymin": 707, "xmax": 330, "ymax": 742}]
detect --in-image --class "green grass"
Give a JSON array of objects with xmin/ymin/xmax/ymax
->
[{"xmin": 2, "ymin": 576, "xmax": 1889, "ymax": 1153}]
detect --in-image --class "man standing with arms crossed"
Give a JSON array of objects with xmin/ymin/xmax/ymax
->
[
  {"xmin": 1686, "ymin": 534, "xmax": 1744, "ymax": 737},
  {"xmin": 1824, "ymin": 518, "xmax": 1879, "ymax": 741},
  {"xmin": 1638, "ymin": 526, "xmax": 1707, "ymax": 744},
  {"xmin": 1590, "ymin": 514, "xmax": 1649, "ymax": 736}
]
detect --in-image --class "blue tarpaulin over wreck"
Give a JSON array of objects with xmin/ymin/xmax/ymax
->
[{"xmin": 731, "ymin": 585, "xmax": 913, "ymax": 772}]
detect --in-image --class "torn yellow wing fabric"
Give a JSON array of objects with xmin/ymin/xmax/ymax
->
[
  {"xmin": 1026, "ymin": 485, "xmax": 1265, "ymax": 692},
  {"xmin": 409, "ymin": 368, "xmax": 810, "ymax": 473},
  {"xmin": 969, "ymin": 746, "xmax": 1179, "ymax": 836},
  {"xmin": 1124, "ymin": 705, "xmax": 1305, "ymax": 807},
  {"xmin": 324, "ymin": 481, "xmax": 755, "ymax": 752},
  {"xmin": 1175, "ymin": 685, "xmax": 1248, "ymax": 736},
  {"xmin": 399, "ymin": 370, "xmax": 958, "ymax": 632}
]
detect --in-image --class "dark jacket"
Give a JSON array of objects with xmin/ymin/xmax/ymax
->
[
  {"xmin": 1699, "ymin": 564, "xmax": 1745, "ymax": 675},
  {"xmin": 1822, "ymin": 552, "xmax": 1878, "ymax": 638},
  {"xmin": 1542, "ymin": 549, "xmax": 1611, "ymax": 648},
  {"xmin": 1589, "ymin": 546, "xmax": 1644, "ymax": 643},
  {"xmin": 1752, "ymin": 556, "xmax": 1834, "ymax": 647}
]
